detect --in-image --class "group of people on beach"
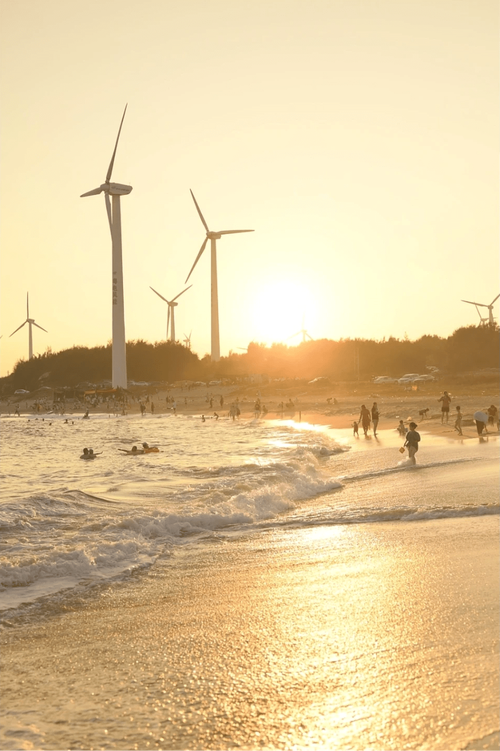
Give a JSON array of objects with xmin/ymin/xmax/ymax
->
[
  {"xmin": 438, "ymin": 390, "xmax": 498, "ymax": 436},
  {"xmin": 353, "ymin": 402, "xmax": 380, "ymax": 437}
]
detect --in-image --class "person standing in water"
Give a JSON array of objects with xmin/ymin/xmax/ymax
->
[
  {"xmin": 358, "ymin": 405, "xmax": 371, "ymax": 436},
  {"xmin": 371, "ymin": 402, "xmax": 380, "ymax": 436},
  {"xmin": 454, "ymin": 406, "xmax": 463, "ymax": 436},
  {"xmin": 404, "ymin": 422, "xmax": 421, "ymax": 464}
]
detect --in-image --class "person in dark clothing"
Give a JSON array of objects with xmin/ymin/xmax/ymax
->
[
  {"xmin": 404, "ymin": 422, "xmax": 421, "ymax": 464},
  {"xmin": 371, "ymin": 402, "xmax": 380, "ymax": 436}
]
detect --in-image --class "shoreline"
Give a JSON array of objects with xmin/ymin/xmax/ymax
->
[
  {"xmin": 3, "ymin": 386, "xmax": 498, "ymax": 443},
  {"xmin": 2, "ymin": 516, "xmax": 498, "ymax": 751}
]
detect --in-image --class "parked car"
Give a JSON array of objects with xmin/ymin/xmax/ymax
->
[
  {"xmin": 398, "ymin": 374, "xmax": 420, "ymax": 384},
  {"xmin": 413, "ymin": 374, "xmax": 436, "ymax": 382},
  {"xmin": 372, "ymin": 376, "xmax": 398, "ymax": 384},
  {"xmin": 14, "ymin": 389, "xmax": 29, "ymax": 394}
]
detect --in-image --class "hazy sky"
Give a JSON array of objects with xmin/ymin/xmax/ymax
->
[{"xmin": 0, "ymin": 0, "xmax": 498, "ymax": 377}]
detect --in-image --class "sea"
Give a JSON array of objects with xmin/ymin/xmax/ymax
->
[{"xmin": 1, "ymin": 412, "xmax": 499, "ymax": 750}]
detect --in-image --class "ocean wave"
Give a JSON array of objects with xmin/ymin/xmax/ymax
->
[
  {"xmin": 338, "ymin": 456, "xmax": 480, "ymax": 483},
  {"xmin": 259, "ymin": 502, "xmax": 500, "ymax": 530}
]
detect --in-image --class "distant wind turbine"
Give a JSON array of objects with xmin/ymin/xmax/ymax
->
[
  {"xmin": 81, "ymin": 105, "xmax": 132, "ymax": 389},
  {"xmin": 185, "ymin": 190, "xmax": 254, "ymax": 362},
  {"xmin": 183, "ymin": 331, "xmax": 192, "ymax": 349},
  {"xmin": 289, "ymin": 316, "xmax": 313, "ymax": 343},
  {"xmin": 150, "ymin": 285, "xmax": 192, "ymax": 342},
  {"xmin": 462, "ymin": 294, "xmax": 499, "ymax": 326},
  {"xmin": 10, "ymin": 292, "xmax": 47, "ymax": 360}
]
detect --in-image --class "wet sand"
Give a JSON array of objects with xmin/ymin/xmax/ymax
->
[{"xmin": 1, "ymin": 515, "xmax": 498, "ymax": 751}]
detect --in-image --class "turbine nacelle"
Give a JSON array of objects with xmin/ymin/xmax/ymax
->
[{"xmin": 81, "ymin": 183, "xmax": 133, "ymax": 198}]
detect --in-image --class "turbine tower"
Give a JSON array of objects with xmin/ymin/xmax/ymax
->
[
  {"xmin": 150, "ymin": 285, "xmax": 192, "ymax": 342},
  {"xmin": 9, "ymin": 292, "xmax": 47, "ymax": 360},
  {"xmin": 462, "ymin": 294, "xmax": 499, "ymax": 326},
  {"xmin": 185, "ymin": 190, "xmax": 254, "ymax": 362},
  {"xmin": 81, "ymin": 106, "xmax": 132, "ymax": 389}
]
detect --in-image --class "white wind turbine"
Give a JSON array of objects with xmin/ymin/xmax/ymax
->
[
  {"xmin": 150, "ymin": 285, "xmax": 192, "ymax": 343},
  {"xmin": 81, "ymin": 106, "xmax": 132, "ymax": 389},
  {"xmin": 9, "ymin": 292, "xmax": 47, "ymax": 360},
  {"xmin": 185, "ymin": 190, "xmax": 254, "ymax": 362},
  {"xmin": 462, "ymin": 294, "xmax": 500, "ymax": 326},
  {"xmin": 289, "ymin": 315, "xmax": 313, "ymax": 343},
  {"xmin": 183, "ymin": 331, "xmax": 192, "ymax": 349}
]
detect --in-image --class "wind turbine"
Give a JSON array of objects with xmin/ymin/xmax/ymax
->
[
  {"xmin": 185, "ymin": 190, "xmax": 254, "ymax": 362},
  {"xmin": 150, "ymin": 285, "xmax": 192, "ymax": 342},
  {"xmin": 289, "ymin": 315, "xmax": 313, "ymax": 343},
  {"xmin": 462, "ymin": 294, "xmax": 499, "ymax": 325},
  {"xmin": 183, "ymin": 331, "xmax": 192, "ymax": 349},
  {"xmin": 9, "ymin": 292, "xmax": 47, "ymax": 359},
  {"xmin": 81, "ymin": 106, "xmax": 132, "ymax": 389}
]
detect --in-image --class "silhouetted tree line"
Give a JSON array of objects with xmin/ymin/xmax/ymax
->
[
  {"xmin": 1, "ymin": 340, "xmax": 200, "ymax": 392},
  {"xmin": 1, "ymin": 326, "xmax": 498, "ymax": 393}
]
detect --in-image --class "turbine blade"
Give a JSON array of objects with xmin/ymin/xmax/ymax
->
[
  {"xmin": 150, "ymin": 286, "xmax": 169, "ymax": 304},
  {"xmin": 105, "ymin": 193, "xmax": 113, "ymax": 236},
  {"xmin": 218, "ymin": 229, "xmax": 254, "ymax": 235},
  {"xmin": 171, "ymin": 285, "xmax": 192, "ymax": 303},
  {"xmin": 33, "ymin": 322, "xmax": 48, "ymax": 333},
  {"xmin": 26, "ymin": 292, "xmax": 29, "ymax": 318},
  {"xmin": 81, "ymin": 186, "xmax": 104, "ymax": 198},
  {"xmin": 190, "ymin": 190, "xmax": 209, "ymax": 232},
  {"xmin": 490, "ymin": 294, "xmax": 500, "ymax": 305},
  {"xmin": 461, "ymin": 299, "xmax": 487, "ymax": 307},
  {"xmin": 10, "ymin": 321, "xmax": 27, "ymax": 337},
  {"xmin": 106, "ymin": 104, "xmax": 128, "ymax": 183},
  {"xmin": 185, "ymin": 237, "xmax": 208, "ymax": 283}
]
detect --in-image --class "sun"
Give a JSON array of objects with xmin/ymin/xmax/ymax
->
[{"xmin": 250, "ymin": 280, "xmax": 316, "ymax": 344}]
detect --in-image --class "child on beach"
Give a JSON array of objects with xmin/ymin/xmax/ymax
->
[
  {"xmin": 352, "ymin": 421, "xmax": 359, "ymax": 437},
  {"xmin": 404, "ymin": 422, "xmax": 421, "ymax": 464},
  {"xmin": 454, "ymin": 406, "xmax": 463, "ymax": 436},
  {"xmin": 397, "ymin": 420, "xmax": 407, "ymax": 436}
]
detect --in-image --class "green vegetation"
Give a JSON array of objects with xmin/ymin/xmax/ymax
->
[{"xmin": 1, "ymin": 325, "xmax": 498, "ymax": 394}]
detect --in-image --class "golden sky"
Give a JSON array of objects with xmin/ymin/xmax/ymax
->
[{"xmin": 0, "ymin": 0, "xmax": 498, "ymax": 377}]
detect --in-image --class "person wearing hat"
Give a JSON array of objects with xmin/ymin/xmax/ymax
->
[{"xmin": 404, "ymin": 422, "xmax": 421, "ymax": 463}]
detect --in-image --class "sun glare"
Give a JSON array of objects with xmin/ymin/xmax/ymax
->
[{"xmin": 250, "ymin": 280, "xmax": 316, "ymax": 344}]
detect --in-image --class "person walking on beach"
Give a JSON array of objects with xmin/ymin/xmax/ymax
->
[
  {"xmin": 358, "ymin": 405, "xmax": 371, "ymax": 436},
  {"xmin": 404, "ymin": 422, "xmax": 421, "ymax": 464},
  {"xmin": 397, "ymin": 420, "xmax": 407, "ymax": 436},
  {"xmin": 438, "ymin": 391, "xmax": 452, "ymax": 423},
  {"xmin": 454, "ymin": 406, "xmax": 463, "ymax": 436},
  {"xmin": 371, "ymin": 402, "xmax": 380, "ymax": 436}
]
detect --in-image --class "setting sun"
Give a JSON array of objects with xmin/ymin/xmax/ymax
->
[{"xmin": 249, "ymin": 280, "xmax": 318, "ymax": 345}]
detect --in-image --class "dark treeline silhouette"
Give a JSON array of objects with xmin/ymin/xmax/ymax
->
[
  {"xmin": 219, "ymin": 325, "xmax": 499, "ymax": 381},
  {"xmin": 1, "ymin": 340, "xmax": 200, "ymax": 392},
  {"xmin": 1, "ymin": 326, "xmax": 498, "ymax": 393}
]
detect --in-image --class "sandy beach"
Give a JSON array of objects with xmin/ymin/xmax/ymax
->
[
  {"xmin": 2, "ymin": 516, "xmax": 498, "ymax": 750},
  {"xmin": 1, "ymin": 375, "xmax": 498, "ymax": 750}
]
